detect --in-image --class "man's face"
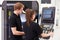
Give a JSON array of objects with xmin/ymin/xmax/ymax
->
[{"xmin": 19, "ymin": 7, "xmax": 24, "ymax": 14}]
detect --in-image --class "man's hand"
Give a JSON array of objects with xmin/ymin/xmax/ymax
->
[{"xmin": 11, "ymin": 27, "xmax": 25, "ymax": 35}]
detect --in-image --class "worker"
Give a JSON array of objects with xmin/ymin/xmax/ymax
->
[
  {"xmin": 23, "ymin": 9, "xmax": 53, "ymax": 40},
  {"xmin": 10, "ymin": 2, "xmax": 25, "ymax": 40}
]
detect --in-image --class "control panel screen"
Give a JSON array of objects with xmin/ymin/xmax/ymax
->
[
  {"xmin": 41, "ymin": 7, "xmax": 55, "ymax": 23},
  {"xmin": 43, "ymin": 9, "xmax": 52, "ymax": 19}
]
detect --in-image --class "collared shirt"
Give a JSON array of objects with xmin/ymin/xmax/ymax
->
[{"xmin": 10, "ymin": 13, "xmax": 23, "ymax": 40}]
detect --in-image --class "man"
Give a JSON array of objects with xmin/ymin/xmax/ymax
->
[{"xmin": 10, "ymin": 2, "xmax": 25, "ymax": 40}]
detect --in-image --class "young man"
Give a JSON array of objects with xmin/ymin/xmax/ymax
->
[{"xmin": 10, "ymin": 2, "xmax": 25, "ymax": 40}]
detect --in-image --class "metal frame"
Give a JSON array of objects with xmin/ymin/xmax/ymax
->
[{"xmin": 2, "ymin": 1, "xmax": 7, "ymax": 40}]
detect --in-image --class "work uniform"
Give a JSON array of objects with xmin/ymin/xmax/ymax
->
[
  {"xmin": 23, "ymin": 22, "xmax": 43, "ymax": 40},
  {"xmin": 10, "ymin": 13, "xmax": 23, "ymax": 40}
]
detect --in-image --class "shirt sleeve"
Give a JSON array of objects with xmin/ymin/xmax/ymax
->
[
  {"xmin": 35, "ymin": 23, "xmax": 43, "ymax": 35},
  {"xmin": 10, "ymin": 16, "xmax": 16, "ymax": 27}
]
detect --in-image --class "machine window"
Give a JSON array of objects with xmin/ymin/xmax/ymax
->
[{"xmin": 41, "ymin": 0, "xmax": 51, "ymax": 4}]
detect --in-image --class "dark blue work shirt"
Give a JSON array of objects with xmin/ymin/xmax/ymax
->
[{"xmin": 23, "ymin": 22, "xmax": 43, "ymax": 40}]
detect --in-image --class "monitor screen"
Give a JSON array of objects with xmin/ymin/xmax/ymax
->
[
  {"xmin": 43, "ymin": 9, "xmax": 52, "ymax": 19},
  {"xmin": 41, "ymin": 7, "xmax": 55, "ymax": 24}
]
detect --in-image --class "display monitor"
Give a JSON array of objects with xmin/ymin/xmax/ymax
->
[
  {"xmin": 43, "ymin": 9, "xmax": 52, "ymax": 19},
  {"xmin": 41, "ymin": 7, "xmax": 55, "ymax": 24}
]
